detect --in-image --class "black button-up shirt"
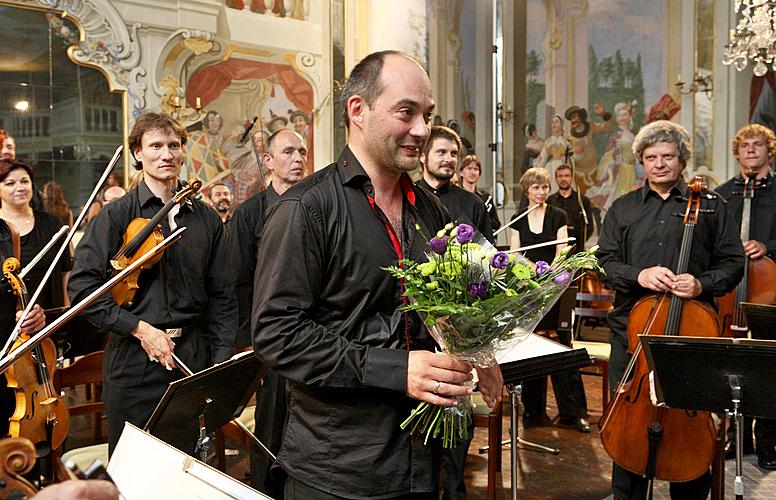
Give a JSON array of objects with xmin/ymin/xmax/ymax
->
[
  {"xmin": 229, "ymin": 183, "xmax": 280, "ymax": 348},
  {"xmin": 252, "ymin": 147, "xmax": 449, "ymax": 498},
  {"xmin": 417, "ymin": 178, "xmax": 494, "ymax": 243},
  {"xmin": 68, "ymin": 180, "xmax": 236, "ymax": 362},
  {"xmin": 547, "ymin": 190, "xmax": 594, "ymax": 251},
  {"xmin": 716, "ymin": 172, "xmax": 776, "ymax": 260},
  {"xmin": 597, "ymin": 181, "xmax": 744, "ymax": 339}
]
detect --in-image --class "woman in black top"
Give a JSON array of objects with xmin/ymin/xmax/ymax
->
[
  {"xmin": 0, "ymin": 160, "xmax": 73, "ymax": 311},
  {"xmin": 508, "ymin": 167, "xmax": 590, "ymax": 432}
]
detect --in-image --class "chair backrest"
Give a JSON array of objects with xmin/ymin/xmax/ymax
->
[{"xmin": 54, "ymin": 350, "xmax": 104, "ymax": 417}]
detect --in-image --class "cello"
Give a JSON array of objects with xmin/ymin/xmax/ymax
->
[
  {"xmin": 2, "ymin": 257, "xmax": 70, "ymax": 454},
  {"xmin": 717, "ymin": 172, "xmax": 776, "ymax": 337},
  {"xmin": 599, "ymin": 177, "xmax": 721, "ymax": 490}
]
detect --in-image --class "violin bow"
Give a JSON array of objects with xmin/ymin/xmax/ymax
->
[
  {"xmin": 1, "ymin": 146, "xmax": 124, "ymax": 359},
  {"xmin": 0, "ymin": 226, "xmax": 186, "ymax": 374}
]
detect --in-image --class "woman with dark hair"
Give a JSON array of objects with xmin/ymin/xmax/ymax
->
[
  {"xmin": 0, "ymin": 159, "xmax": 73, "ymax": 310},
  {"xmin": 42, "ymin": 181, "xmax": 74, "ymax": 228}
]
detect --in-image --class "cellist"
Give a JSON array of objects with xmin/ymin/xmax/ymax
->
[
  {"xmin": 598, "ymin": 120, "xmax": 744, "ymax": 499},
  {"xmin": 717, "ymin": 123, "xmax": 776, "ymax": 469},
  {"xmin": 68, "ymin": 112, "xmax": 237, "ymax": 455}
]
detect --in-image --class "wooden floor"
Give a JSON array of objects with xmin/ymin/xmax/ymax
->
[{"xmin": 62, "ymin": 373, "xmax": 776, "ymax": 499}]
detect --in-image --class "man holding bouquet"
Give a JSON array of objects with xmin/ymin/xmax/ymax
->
[{"xmin": 252, "ymin": 50, "xmax": 503, "ymax": 499}]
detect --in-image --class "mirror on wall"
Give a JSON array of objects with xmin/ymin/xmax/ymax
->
[{"xmin": 0, "ymin": 5, "xmax": 124, "ymax": 212}]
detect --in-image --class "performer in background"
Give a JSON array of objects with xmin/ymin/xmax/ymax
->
[
  {"xmin": 547, "ymin": 164, "xmax": 595, "ymax": 252},
  {"xmin": 207, "ymin": 182, "xmax": 233, "ymax": 224},
  {"xmin": 459, "ymin": 154, "xmax": 501, "ymax": 232},
  {"xmin": 418, "ymin": 126, "xmax": 494, "ymax": 243},
  {"xmin": 252, "ymin": 50, "xmax": 503, "ymax": 499},
  {"xmin": 0, "ymin": 160, "xmax": 73, "ymax": 310},
  {"xmin": 229, "ymin": 128, "xmax": 307, "ymax": 497},
  {"xmin": 716, "ymin": 123, "xmax": 776, "ymax": 469},
  {"xmin": 598, "ymin": 120, "xmax": 744, "ymax": 499},
  {"xmin": 68, "ymin": 112, "xmax": 237, "ymax": 454},
  {"xmin": 508, "ymin": 167, "xmax": 590, "ymax": 433}
]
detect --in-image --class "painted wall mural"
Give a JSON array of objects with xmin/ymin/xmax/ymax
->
[
  {"xmin": 180, "ymin": 57, "xmax": 314, "ymax": 205},
  {"xmin": 525, "ymin": 0, "xmax": 679, "ymax": 219}
]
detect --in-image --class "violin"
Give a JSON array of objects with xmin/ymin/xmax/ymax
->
[
  {"xmin": 0, "ymin": 437, "xmax": 38, "ymax": 498},
  {"xmin": 2, "ymin": 257, "xmax": 70, "ymax": 454},
  {"xmin": 599, "ymin": 177, "xmax": 721, "ymax": 486},
  {"xmin": 718, "ymin": 172, "xmax": 776, "ymax": 337},
  {"xmin": 110, "ymin": 178, "xmax": 202, "ymax": 306}
]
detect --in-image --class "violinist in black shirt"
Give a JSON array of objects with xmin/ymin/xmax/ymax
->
[{"xmin": 68, "ymin": 112, "xmax": 236, "ymax": 454}]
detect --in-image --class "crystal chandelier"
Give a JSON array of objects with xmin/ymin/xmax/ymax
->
[{"xmin": 723, "ymin": 0, "xmax": 776, "ymax": 77}]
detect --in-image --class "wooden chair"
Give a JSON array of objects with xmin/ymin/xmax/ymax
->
[
  {"xmin": 53, "ymin": 350, "xmax": 105, "ymax": 444},
  {"xmin": 572, "ymin": 287, "xmax": 615, "ymax": 410}
]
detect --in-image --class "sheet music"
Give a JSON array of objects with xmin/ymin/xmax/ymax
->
[
  {"xmin": 495, "ymin": 333, "xmax": 571, "ymax": 365},
  {"xmin": 108, "ymin": 423, "xmax": 269, "ymax": 499}
]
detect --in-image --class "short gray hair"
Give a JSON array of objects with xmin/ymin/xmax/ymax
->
[{"xmin": 632, "ymin": 120, "xmax": 692, "ymax": 165}]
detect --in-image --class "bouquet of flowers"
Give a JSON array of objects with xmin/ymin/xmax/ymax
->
[{"xmin": 384, "ymin": 222, "xmax": 602, "ymax": 448}]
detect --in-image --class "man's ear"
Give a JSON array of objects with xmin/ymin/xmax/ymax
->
[{"xmin": 347, "ymin": 96, "xmax": 366, "ymax": 127}]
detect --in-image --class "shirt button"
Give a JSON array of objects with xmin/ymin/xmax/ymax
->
[
  {"xmin": 658, "ymin": 242, "xmax": 663, "ymax": 246},
  {"xmin": 659, "ymin": 220, "xmax": 664, "ymax": 224}
]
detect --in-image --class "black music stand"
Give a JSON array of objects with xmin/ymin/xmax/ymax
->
[
  {"xmin": 742, "ymin": 302, "xmax": 776, "ymax": 340},
  {"xmin": 494, "ymin": 334, "xmax": 592, "ymax": 500},
  {"xmin": 144, "ymin": 352, "xmax": 263, "ymax": 463},
  {"xmin": 641, "ymin": 335, "xmax": 776, "ymax": 500}
]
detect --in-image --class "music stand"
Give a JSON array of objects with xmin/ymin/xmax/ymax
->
[
  {"xmin": 493, "ymin": 333, "xmax": 592, "ymax": 500},
  {"xmin": 742, "ymin": 302, "xmax": 776, "ymax": 340},
  {"xmin": 144, "ymin": 352, "xmax": 263, "ymax": 462},
  {"xmin": 641, "ymin": 335, "xmax": 776, "ymax": 500}
]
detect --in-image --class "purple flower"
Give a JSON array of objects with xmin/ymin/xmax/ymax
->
[
  {"xmin": 429, "ymin": 236, "xmax": 449, "ymax": 254},
  {"xmin": 467, "ymin": 281, "xmax": 488, "ymax": 299},
  {"xmin": 456, "ymin": 224, "xmax": 475, "ymax": 244},
  {"xmin": 553, "ymin": 270, "xmax": 571, "ymax": 285},
  {"xmin": 535, "ymin": 260, "xmax": 551, "ymax": 276},
  {"xmin": 490, "ymin": 252, "xmax": 510, "ymax": 269}
]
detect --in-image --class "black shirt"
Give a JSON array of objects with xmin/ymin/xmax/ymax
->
[
  {"xmin": 475, "ymin": 188, "xmax": 501, "ymax": 231},
  {"xmin": 252, "ymin": 147, "xmax": 449, "ymax": 498},
  {"xmin": 68, "ymin": 180, "xmax": 236, "ymax": 363},
  {"xmin": 0, "ymin": 220, "xmax": 17, "ymax": 343},
  {"xmin": 597, "ymin": 181, "xmax": 744, "ymax": 340},
  {"xmin": 508, "ymin": 205, "xmax": 568, "ymax": 264},
  {"xmin": 417, "ymin": 179, "xmax": 494, "ymax": 243},
  {"xmin": 716, "ymin": 172, "xmax": 776, "ymax": 259},
  {"xmin": 229, "ymin": 183, "xmax": 280, "ymax": 348},
  {"xmin": 20, "ymin": 210, "xmax": 73, "ymax": 310},
  {"xmin": 547, "ymin": 190, "xmax": 594, "ymax": 251}
]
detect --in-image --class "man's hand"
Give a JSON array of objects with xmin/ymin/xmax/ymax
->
[
  {"xmin": 671, "ymin": 273, "xmax": 702, "ymax": 299},
  {"xmin": 407, "ymin": 351, "xmax": 473, "ymax": 407},
  {"xmin": 16, "ymin": 305, "xmax": 45, "ymax": 334},
  {"xmin": 132, "ymin": 320, "xmax": 175, "ymax": 370},
  {"xmin": 32, "ymin": 480, "xmax": 118, "ymax": 500},
  {"xmin": 637, "ymin": 266, "xmax": 676, "ymax": 292},
  {"xmin": 743, "ymin": 239, "xmax": 767, "ymax": 259},
  {"xmin": 475, "ymin": 364, "xmax": 504, "ymax": 408}
]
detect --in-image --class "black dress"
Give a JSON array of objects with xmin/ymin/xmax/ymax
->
[
  {"xmin": 509, "ymin": 205, "xmax": 588, "ymax": 420},
  {"xmin": 0, "ymin": 220, "xmax": 19, "ymax": 436},
  {"xmin": 19, "ymin": 210, "xmax": 73, "ymax": 310}
]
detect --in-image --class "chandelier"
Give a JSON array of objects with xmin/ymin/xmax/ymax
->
[{"xmin": 723, "ymin": 0, "xmax": 776, "ymax": 76}]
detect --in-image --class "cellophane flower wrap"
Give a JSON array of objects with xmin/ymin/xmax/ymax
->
[{"xmin": 384, "ymin": 223, "xmax": 602, "ymax": 448}]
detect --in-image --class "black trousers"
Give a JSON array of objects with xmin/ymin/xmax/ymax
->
[
  {"xmin": 522, "ymin": 329, "xmax": 588, "ymax": 418},
  {"xmin": 439, "ymin": 419, "xmax": 474, "ymax": 500},
  {"xmin": 103, "ymin": 329, "xmax": 209, "ymax": 455},
  {"xmin": 284, "ymin": 475, "xmax": 437, "ymax": 500},
  {"xmin": 252, "ymin": 368, "xmax": 287, "ymax": 498},
  {"xmin": 608, "ymin": 334, "xmax": 711, "ymax": 500}
]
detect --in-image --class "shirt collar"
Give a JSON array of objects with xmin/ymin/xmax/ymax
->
[
  {"xmin": 265, "ymin": 182, "xmax": 280, "ymax": 205},
  {"xmin": 337, "ymin": 146, "xmax": 416, "ymax": 207},
  {"xmin": 138, "ymin": 179, "xmax": 193, "ymax": 211},
  {"xmin": 417, "ymin": 178, "xmax": 452, "ymax": 195},
  {"xmin": 640, "ymin": 178, "xmax": 687, "ymax": 203}
]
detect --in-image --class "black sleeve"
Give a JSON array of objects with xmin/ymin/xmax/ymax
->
[
  {"xmin": 202, "ymin": 210, "xmax": 238, "ymax": 363},
  {"xmin": 228, "ymin": 198, "xmax": 262, "ymax": 347}
]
